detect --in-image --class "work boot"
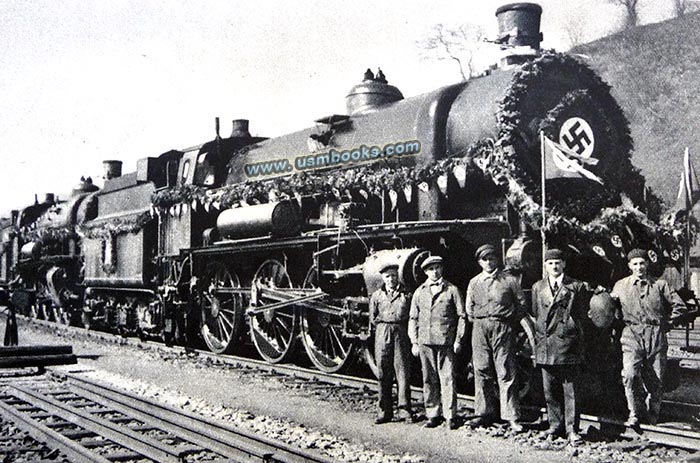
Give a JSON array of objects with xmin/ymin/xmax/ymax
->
[
  {"xmin": 544, "ymin": 427, "xmax": 562, "ymax": 439},
  {"xmin": 467, "ymin": 416, "xmax": 493, "ymax": 429},
  {"xmin": 374, "ymin": 414, "xmax": 392, "ymax": 425},
  {"xmin": 447, "ymin": 418, "xmax": 459, "ymax": 430},
  {"xmin": 424, "ymin": 417, "xmax": 442, "ymax": 428}
]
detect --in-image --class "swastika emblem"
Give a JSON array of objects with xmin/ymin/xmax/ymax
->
[{"xmin": 559, "ymin": 117, "xmax": 595, "ymax": 159}]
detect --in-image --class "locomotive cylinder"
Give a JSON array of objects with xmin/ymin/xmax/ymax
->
[{"xmin": 216, "ymin": 200, "xmax": 302, "ymax": 240}]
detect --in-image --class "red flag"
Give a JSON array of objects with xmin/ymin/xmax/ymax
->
[{"xmin": 542, "ymin": 135, "xmax": 603, "ymax": 184}]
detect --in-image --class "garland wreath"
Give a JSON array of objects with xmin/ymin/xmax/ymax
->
[
  {"xmin": 18, "ymin": 226, "xmax": 78, "ymax": 246},
  {"xmin": 77, "ymin": 211, "xmax": 154, "ymax": 240},
  {"xmin": 151, "ymin": 156, "xmax": 484, "ymax": 211}
]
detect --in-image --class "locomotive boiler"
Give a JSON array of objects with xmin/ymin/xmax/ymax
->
[{"xmin": 1, "ymin": 3, "xmax": 683, "ymax": 409}]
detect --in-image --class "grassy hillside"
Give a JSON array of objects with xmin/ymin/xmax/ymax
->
[{"xmin": 573, "ymin": 11, "xmax": 700, "ymax": 207}]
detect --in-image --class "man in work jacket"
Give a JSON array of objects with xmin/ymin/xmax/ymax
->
[
  {"xmin": 465, "ymin": 244, "xmax": 527, "ymax": 433},
  {"xmin": 531, "ymin": 248, "xmax": 590, "ymax": 444},
  {"xmin": 408, "ymin": 255, "xmax": 466, "ymax": 430},
  {"xmin": 610, "ymin": 248, "xmax": 686, "ymax": 426},
  {"xmin": 369, "ymin": 262, "xmax": 413, "ymax": 424}
]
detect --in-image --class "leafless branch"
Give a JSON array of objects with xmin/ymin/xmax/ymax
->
[
  {"xmin": 673, "ymin": 0, "xmax": 700, "ymax": 17},
  {"xmin": 604, "ymin": 0, "xmax": 641, "ymax": 29},
  {"xmin": 416, "ymin": 23, "xmax": 485, "ymax": 81}
]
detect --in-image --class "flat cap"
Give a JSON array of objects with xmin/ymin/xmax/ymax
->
[
  {"xmin": 544, "ymin": 248, "xmax": 565, "ymax": 261},
  {"xmin": 475, "ymin": 244, "xmax": 497, "ymax": 260},
  {"xmin": 627, "ymin": 248, "xmax": 647, "ymax": 262},
  {"xmin": 378, "ymin": 262, "xmax": 399, "ymax": 273},
  {"xmin": 421, "ymin": 255, "xmax": 444, "ymax": 270}
]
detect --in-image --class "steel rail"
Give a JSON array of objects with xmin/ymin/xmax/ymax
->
[
  {"xmin": 0, "ymin": 395, "xmax": 112, "ymax": 463},
  {"xmin": 9, "ymin": 385, "xmax": 182, "ymax": 463},
  {"xmin": 65, "ymin": 373, "xmax": 339, "ymax": 463}
]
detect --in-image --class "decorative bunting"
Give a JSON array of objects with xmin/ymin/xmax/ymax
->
[
  {"xmin": 388, "ymin": 190, "xmax": 398, "ymax": 211},
  {"xmin": 453, "ymin": 164, "xmax": 467, "ymax": 188},
  {"xmin": 403, "ymin": 185, "xmax": 412, "ymax": 204},
  {"xmin": 437, "ymin": 175, "xmax": 448, "ymax": 196}
]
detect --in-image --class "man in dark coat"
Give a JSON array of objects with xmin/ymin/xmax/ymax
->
[
  {"xmin": 369, "ymin": 262, "xmax": 413, "ymax": 424},
  {"xmin": 531, "ymin": 249, "xmax": 589, "ymax": 444},
  {"xmin": 610, "ymin": 248, "xmax": 686, "ymax": 426},
  {"xmin": 465, "ymin": 244, "xmax": 527, "ymax": 432},
  {"xmin": 409, "ymin": 255, "xmax": 466, "ymax": 430}
]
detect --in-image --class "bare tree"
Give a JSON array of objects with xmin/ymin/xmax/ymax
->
[
  {"xmin": 416, "ymin": 23, "xmax": 485, "ymax": 81},
  {"xmin": 673, "ymin": 0, "xmax": 700, "ymax": 17},
  {"xmin": 562, "ymin": 10, "xmax": 588, "ymax": 48},
  {"xmin": 605, "ymin": 0, "xmax": 641, "ymax": 29}
]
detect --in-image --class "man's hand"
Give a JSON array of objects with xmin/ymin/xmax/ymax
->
[
  {"xmin": 593, "ymin": 285, "xmax": 607, "ymax": 295},
  {"xmin": 411, "ymin": 344, "xmax": 420, "ymax": 357},
  {"xmin": 453, "ymin": 342, "xmax": 462, "ymax": 354}
]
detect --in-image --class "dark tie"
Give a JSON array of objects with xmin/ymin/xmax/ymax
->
[{"xmin": 552, "ymin": 281, "xmax": 559, "ymax": 294}]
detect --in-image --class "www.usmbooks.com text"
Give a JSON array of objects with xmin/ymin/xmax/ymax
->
[{"xmin": 243, "ymin": 140, "xmax": 421, "ymax": 178}]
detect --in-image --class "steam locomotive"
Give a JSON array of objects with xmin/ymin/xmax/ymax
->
[{"xmin": 0, "ymin": 4, "xmax": 680, "ymax": 406}]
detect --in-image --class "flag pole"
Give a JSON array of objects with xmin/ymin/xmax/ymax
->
[
  {"xmin": 541, "ymin": 131, "xmax": 546, "ymax": 279},
  {"xmin": 684, "ymin": 147, "xmax": 691, "ymax": 288}
]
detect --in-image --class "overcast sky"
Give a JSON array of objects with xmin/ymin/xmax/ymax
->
[{"xmin": 0, "ymin": 0, "xmax": 677, "ymax": 213}]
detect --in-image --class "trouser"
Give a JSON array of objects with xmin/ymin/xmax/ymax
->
[
  {"xmin": 541, "ymin": 364, "xmax": 579, "ymax": 434},
  {"xmin": 621, "ymin": 325, "xmax": 667, "ymax": 419},
  {"xmin": 375, "ymin": 322, "xmax": 411, "ymax": 416},
  {"xmin": 3, "ymin": 305, "xmax": 17, "ymax": 346},
  {"xmin": 418, "ymin": 344, "xmax": 456, "ymax": 420},
  {"xmin": 472, "ymin": 318, "xmax": 520, "ymax": 421}
]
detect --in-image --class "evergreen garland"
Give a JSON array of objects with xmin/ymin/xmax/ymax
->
[{"xmin": 78, "ymin": 211, "xmax": 154, "ymax": 240}]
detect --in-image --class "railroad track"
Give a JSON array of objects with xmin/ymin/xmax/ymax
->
[
  {"xmin": 0, "ymin": 373, "xmax": 339, "ymax": 463},
  {"xmin": 19, "ymin": 316, "xmax": 700, "ymax": 451}
]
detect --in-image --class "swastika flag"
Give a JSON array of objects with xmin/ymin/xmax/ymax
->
[
  {"xmin": 674, "ymin": 147, "xmax": 700, "ymax": 212},
  {"xmin": 542, "ymin": 135, "xmax": 603, "ymax": 185}
]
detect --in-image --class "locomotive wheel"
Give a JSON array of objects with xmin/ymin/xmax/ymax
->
[
  {"xmin": 54, "ymin": 306, "xmax": 71, "ymax": 325},
  {"xmin": 200, "ymin": 262, "xmax": 244, "ymax": 354},
  {"xmin": 37, "ymin": 303, "xmax": 49, "ymax": 321},
  {"xmin": 28, "ymin": 304, "xmax": 38, "ymax": 319},
  {"xmin": 81, "ymin": 310, "xmax": 92, "ymax": 330},
  {"xmin": 300, "ymin": 266, "xmax": 355, "ymax": 373},
  {"xmin": 363, "ymin": 334, "xmax": 379, "ymax": 378},
  {"xmin": 248, "ymin": 259, "xmax": 298, "ymax": 364}
]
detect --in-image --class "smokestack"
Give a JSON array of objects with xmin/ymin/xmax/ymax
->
[
  {"xmin": 103, "ymin": 160, "xmax": 123, "ymax": 180},
  {"xmin": 231, "ymin": 119, "xmax": 251, "ymax": 138},
  {"xmin": 44, "ymin": 193, "xmax": 55, "ymax": 204},
  {"xmin": 495, "ymin": 3, "xmax": 543, "ymax": 66},
  {"xmin": 495, "ymin": 3, "xmax": 543, "ymax": 49}
]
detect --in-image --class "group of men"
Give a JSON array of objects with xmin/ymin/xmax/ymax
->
[{"xmin": 368, "ymin": 244, "xmax": 686, "ymax": 443}]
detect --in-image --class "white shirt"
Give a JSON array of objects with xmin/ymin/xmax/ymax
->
[
  {"xmin": 549, "ymin": 274, "xmax": 564, "ymax": 293},
  {"xmin": 429, "ymin": 278, "xmax": 444, "ymax": 295}
]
